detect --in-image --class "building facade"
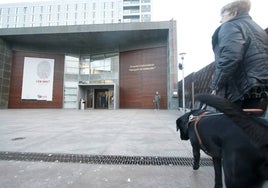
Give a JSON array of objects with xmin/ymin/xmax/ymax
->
[
  {"xmin": 0, "ymin": 0, "xmax": 151, "ymax": 28},
  {"xmin": 0, "ymin": 21, "xmax": 178, "ymax": 110},
  {"xmin": 0, "ymin": 0, "xmax": 179, "ymax": 110}
]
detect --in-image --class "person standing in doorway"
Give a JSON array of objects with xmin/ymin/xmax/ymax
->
[
  {"xmin": 153, "ymin": 91, "xmax": 161, "ymax": 110},
  {"xmin": 101, "ymin": 93, "xmax": 106, "ymax": 108}
]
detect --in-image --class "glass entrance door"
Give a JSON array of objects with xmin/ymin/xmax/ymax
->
[
  {"xmin": 95, "ymin": 89, "xmax": 108, "ymax": 109},
  {"xmin": 86, "ymin": 88, "xmax": 94, "ymax": 109},
  {"xmin": 107, "ymin": 90, "xmax": 114, "ymax": 109}
]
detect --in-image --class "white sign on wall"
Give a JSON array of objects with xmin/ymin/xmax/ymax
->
[{"xmin": 21, "ymin": 57, "xmax": 55, "ymax": 101}]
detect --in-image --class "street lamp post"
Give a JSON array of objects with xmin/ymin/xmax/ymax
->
[{"xmin": 179, "ymin": 52, "xmax": 186, "ymax": 114}]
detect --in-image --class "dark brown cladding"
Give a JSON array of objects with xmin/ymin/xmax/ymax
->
[{"xmin": 120, "ymin": 47, "xmax": 167, "ymax": 109}]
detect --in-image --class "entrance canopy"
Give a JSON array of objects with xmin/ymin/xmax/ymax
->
[{"xmin": 0, "ymin": 22, "xmax": 169, "ymax": 55}]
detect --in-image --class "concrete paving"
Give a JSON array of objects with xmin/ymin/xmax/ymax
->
[{"xmin": 0, "ymin": 109, "xmax": 218, "ymax": 188}]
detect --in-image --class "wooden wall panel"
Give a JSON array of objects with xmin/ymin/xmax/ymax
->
[
  {"xmin": 8, "ymin": 51, "xmax": 64, "ymax": 108},
  {"xmin": 120, "ymin": 47, "xmax": 167, "ymax": 109}
]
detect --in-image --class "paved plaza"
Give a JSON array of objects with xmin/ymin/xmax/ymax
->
[{"xmin": 0, "ymin": 109, "xmax": 219, "ymax": 188}]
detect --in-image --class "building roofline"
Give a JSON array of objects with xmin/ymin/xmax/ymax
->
[
  {"xmin": 0, "ymin": 21, "xmax": 172, "ymax": 36},
  {"xmin": 0, "ymin": 21, "xmax": 175, "ymax": 55}
]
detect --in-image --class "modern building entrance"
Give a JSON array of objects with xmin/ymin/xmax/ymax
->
[
  {"xmin": 94, "ymin": 89, "xmax": 108, "ymax": 109},
  {"xmin": 79, "ymin": 84, "xmax": 117, "ymax": 110}
]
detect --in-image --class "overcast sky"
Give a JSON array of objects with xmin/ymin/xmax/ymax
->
[
  {"xmin": 1, "ymin": 0, "xmax": 267, "ymax": 78},
  {"xmin": 152, "ymin": 0, "xmax": 268, "ymax": 78}
]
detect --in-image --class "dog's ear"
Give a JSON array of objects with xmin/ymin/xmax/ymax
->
[
  {"xmin": 176, "ymin": 114, "xmax": 190, "ymax": 140},
  {"xmin": 176, "ymin": 114, "xmax": 188, "ymax": 131},
  {"xmin": 176, "ymin": 118, "xmax": 181, "ymax": 132}
]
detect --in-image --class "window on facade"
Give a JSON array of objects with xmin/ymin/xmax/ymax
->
[
  {"xmin": 84, "ymin": 12, "xmax": 86, "ymax": 20},
  {"xmin": 93, "ymin": 3, "xmax": 96, "ymax": 10},
  {"xmin": 83, "ymin": 3, "xmax": 86, "ymax": 11},
  {"xmin": 80, "ymin": 58, "xmax": 90, "ymax": 75},
  {"xmin": 23, "ymin": 7, "xmax": 27, "ymax": 14},
  {"xmin": 90, "ymin": 58, "xmax": 111, "ymax": 74},
  {"xmin": 141, "ymin": 14, "xmax": 150, "ymax": 22},
  {"xmin": 141, "ymin": 5, "xmax": 150, "ymax": 12},
  {"xmin": 65, "ymin": 56, "xmax": 79, "ymax": 74}
]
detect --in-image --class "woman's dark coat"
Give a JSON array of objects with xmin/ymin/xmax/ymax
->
[{"xmin": 211, "ymin": 13, "xmax": 268, "ymax": 102}]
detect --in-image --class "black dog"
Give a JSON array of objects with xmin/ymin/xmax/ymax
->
[
  {"xmin": 195, "ymin": 94, "xmax": 268, "ymax": 158},
  {"xmin": 176, "ymin": 108, "xmax": 267, "ymax": 188}
]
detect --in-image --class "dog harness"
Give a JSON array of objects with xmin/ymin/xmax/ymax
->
[{"xmin": 188, "ymin": 111, "xmax": 212, "ymax": 156}]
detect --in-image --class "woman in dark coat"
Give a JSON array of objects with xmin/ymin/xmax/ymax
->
[{"xmin": 210, "ymin": 0, "xmax": 268, "ymax": 114}]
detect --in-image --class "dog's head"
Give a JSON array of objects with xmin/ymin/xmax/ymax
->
[
  {"xmin": 176, "ymin": 110, "xmax": 201, "ymax": 140},
  {"xmin": 176, "ymin": 112, "xmax": 192, "ymax": 140}
]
